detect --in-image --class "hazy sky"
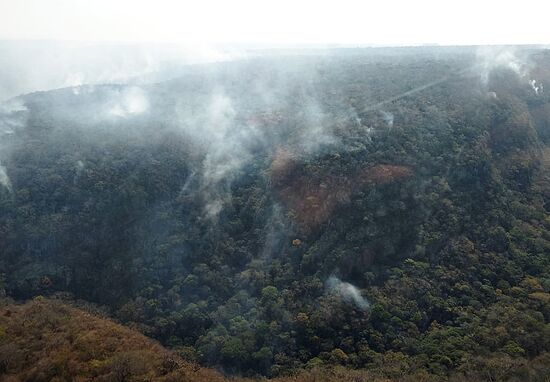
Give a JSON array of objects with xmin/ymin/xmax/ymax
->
[{"xmin": 0, "ymin": 0, "xmax": 548, "ymax": 45}]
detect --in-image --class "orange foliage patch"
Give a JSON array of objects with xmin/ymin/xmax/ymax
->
[
  {"xmin": 271, "ymin": 150, "xmax": 413, "ymax": 231},
  {"xmin": 360, "ymin": 165, "xmax": 413, "ymax": 185}
]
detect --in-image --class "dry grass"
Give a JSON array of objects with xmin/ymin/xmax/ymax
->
[{"xmin": 0, "ymin": 298, "xmax": 229, "ymax": 382}]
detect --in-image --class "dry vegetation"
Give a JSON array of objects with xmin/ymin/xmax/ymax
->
[{"xmin": 0, "ymin": 298, "xmax": 229, "ymax": 382}]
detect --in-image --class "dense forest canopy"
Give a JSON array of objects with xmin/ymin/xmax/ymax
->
[{"xmin": 1, "ymin": 46, "xmax": 550, "ymax": 380}]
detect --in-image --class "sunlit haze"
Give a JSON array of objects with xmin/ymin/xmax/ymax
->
[{"xmin": 1, "ymin": 0, "xmax": 549, "ymax": 45}]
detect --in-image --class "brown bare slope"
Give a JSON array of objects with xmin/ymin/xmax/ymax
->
[{"xmin": 0, "ymin": 298, "xmax": 229, "ymax": 382}]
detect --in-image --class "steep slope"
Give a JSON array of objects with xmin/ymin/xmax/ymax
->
[
  {"xmin": 1, "ymin": 47, "xmax": 550, "ymax": 378},
  {"xmin": 0, "ymin": 298, "xmax": 228, "ymax": 382}
]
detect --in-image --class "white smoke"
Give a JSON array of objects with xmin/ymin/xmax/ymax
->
[
  {"xmin": 297, "ymin": 100, "xmax": 339, "ymax": 154},
  {"xmin": 177, "ymin": 89, "xmax": 262, "ymax": 218},
  {"xmin": 261, "ymin": 203, "xmax": 289, "ymax": 259},
  {"xmin": 530, "ymin": 79, "xmax": 544, "ymax": 95},
  {"xmin": 64, "ymin": 72, "xmax": 86, "ymax": 88},
  {"xmin": 0, "ymin": 163, "xmax": 12, "ymax": 192},
  {"xmin": 172, "ymin": 63, "xmax": 357, "ymax": 219},
  {"xmin": 474, "ymin": 45, "xmax": 545, "ymax": 96},
  {"xmin": 0, "ymin": 98, "xmax": 27, "ymax": 134},
  {"xmin": 0, "ymin": 41, "xmax": 245, "ymax": 101},
  {"xmin": 108, "ymin": 86, "xmax": 149, "ymax": 118},
  {"xmin": 180, "ymin": 171, "xmax": 196, "ymax": 194},
  {"xmin": 199, "ymin": 92, "xmax": 244, "ymax": 184},
  {"xmin": 0, "ymin": 99, "xmax": 26, "ymax": 193},
  {"xmin": 475, "ymin": 46, "xmax": 529, "ymax": 85},
  {"xmin": 0, "ymin": 98, "xmax": 26, "ymax": 113},
  {"xmin": 326, "ymin": 276, "xmax": 370, "ymax": 310},
  {"xmin": 380, "ymin": 110, "xmax": 394, "ymax": 127},
  {"xmin": 74, "ymin": 160, "xmax": 85, "ymax": 179},
  {"xmin": 204, "ymin": 199, "xmax": 224, "ymax": 219}
]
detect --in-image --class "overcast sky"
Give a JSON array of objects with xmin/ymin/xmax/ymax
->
[{"xmin": 0, "ymin": 0, "xmax": 549, "ymax": 46}]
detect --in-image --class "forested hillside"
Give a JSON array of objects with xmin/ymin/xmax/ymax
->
[{"xmin": 1, "ymin": 46, "xmax": 550, "ymax": 380}]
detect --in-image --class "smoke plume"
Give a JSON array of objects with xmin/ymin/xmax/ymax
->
[
  {"xmin": 0, "ymin": 163, "xmax": 11, "ymax": 192},
  {"xmin": 326, "ymin": 276, "xmax": 370, "ymax": 310}
]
